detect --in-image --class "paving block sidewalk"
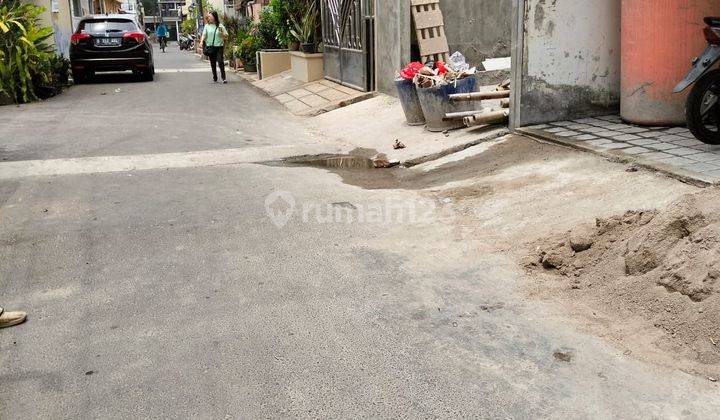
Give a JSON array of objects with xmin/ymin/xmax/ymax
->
[
  {"xmin": 236, "ymin": 70, "xmax": 373, "ymax": 116},
  {"xmin": 520, "ymin": 115, "xmax": 720, "ymax": 185}
]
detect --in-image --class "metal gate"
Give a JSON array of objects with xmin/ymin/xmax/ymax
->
[{"xmin": 320, "ymin": 0, "xmax": 374, "ymax": 92}]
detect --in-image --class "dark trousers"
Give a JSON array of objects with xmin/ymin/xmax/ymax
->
[{"xmin": 209, "ymin": 46, "xmax": 226, "ymax": 81}]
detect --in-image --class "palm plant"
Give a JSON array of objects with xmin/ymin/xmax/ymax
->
[
  {"xmin": 289, "ymin": 4, "xmax": 318, "ymax": 46},
  {"xmin": 0, "ymin": 0, "xmax": 54, "ymax": 103}
]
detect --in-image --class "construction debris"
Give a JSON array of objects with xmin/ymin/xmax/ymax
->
[
  {"xmin": 371, "ymin": 154, "xmax": 400, "ymax": 168},
  {"xmin": 482, "ymin": 57, "xmax": 511, "ymax": 71},
  {"xmin": 444, "ymin": 110, "xmax": 485, "ymax": 120},
  {"xmin": 463, "ymin": 110, "xmax": 509, "ymax": 127},
  {"xmin": 396, "ymin": 56, "xmax": 510, "ymax": 131},
  {"xmin": 449, "ymin": 90, "xmax": 510, "ymax": 102},
  {"xmin": 402, "ymin": 60, "xmax": 476, "ymax": 89}
]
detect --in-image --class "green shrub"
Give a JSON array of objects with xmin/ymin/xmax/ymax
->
[
  {"xmin": 238, "ymin": 35, "xmax": 259, "ymax": 67},
  {"xmin": 265, "ymin": 0, "xmax": 311, "ymax": 48},
  {"xmin": 0, "ymin": 0, "xmax": 55, "ymax": 103},
  {"xmin": 255, "ymin": 6, "xmax": 280, "ymax": 50},
  {"xmin": 267, "ymin": 0, "xmax": 291, "ymax": 48},
  {"xmin": 181, "ymin": 18, "xmax": 197, "ymax": 35},
  {"xmin": 221, "ymin": 14, "xmax": 247, "ymax": 42}
]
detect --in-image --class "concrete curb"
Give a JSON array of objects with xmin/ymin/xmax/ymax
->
[
  {"xmin": 302, "ymin": 92, "xmax": 378, "ymax": 117},
  {"xmin": 402, "ymin": 127, "xmax": 510, "ymax": 167},
  {"xmin": 518, "ymin": 128, "xmax": 715, "ymax": 188}
]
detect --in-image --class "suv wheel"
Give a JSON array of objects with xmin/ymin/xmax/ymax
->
[
  {"xmin": 141, "ymin": 65, "xmax": 154, "ymax": 82},
  {"xmin": 72, "ymin": 70, "xmax": 85, "ymax": 84}
]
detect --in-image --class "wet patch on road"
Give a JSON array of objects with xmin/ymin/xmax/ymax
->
[{"xmin": 265, "ymin": 136, "xmax": 575, "ymax": 194}]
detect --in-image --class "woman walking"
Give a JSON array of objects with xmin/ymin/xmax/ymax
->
[{"xmin": 200, "ymin": 11, "xmax": 228, "ymax": 84}]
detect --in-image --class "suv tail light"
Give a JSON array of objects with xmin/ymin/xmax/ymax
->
[
  {"xmin": 704, "ymin": 27, "xmax": 720, "ymax": 45},
  {"xmin": 71, "ymin": 33, "xmax": 91, "ymax": 45},
  {"xmin": 123, "ymin": 32, "xmax": 146, "ymax": 43}
]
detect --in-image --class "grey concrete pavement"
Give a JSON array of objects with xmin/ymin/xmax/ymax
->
[
  {"xmin": 0, "ymin": 44, "xmax": 319, "ymax": 162},
  {"xmin": 1, "ymin": 46, "xmax": 719, "ymax": 418}
]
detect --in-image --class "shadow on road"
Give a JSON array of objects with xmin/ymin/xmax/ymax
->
[{"xmin": 82, "ymin": 72, "xmax": 154, "ymax": 85}]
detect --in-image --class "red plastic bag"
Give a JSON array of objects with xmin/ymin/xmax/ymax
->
[
  {"xmin": 436, "ymin": 61, "xmax": 448, "ymax": 75},
  {"xmin": 400, "ymin": 62, "xmax": 424, "ymax": 80}
]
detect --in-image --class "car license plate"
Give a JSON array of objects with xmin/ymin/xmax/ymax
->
[{"xmin": 94, "ymin": 38, "xmax": 120, "ymax": 47}]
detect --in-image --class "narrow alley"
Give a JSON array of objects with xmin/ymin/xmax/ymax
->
[{"xmin": 2, "ymin": 44, "xmax": 720, "ymax": 418}]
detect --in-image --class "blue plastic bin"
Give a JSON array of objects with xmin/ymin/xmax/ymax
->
[
  {"xmin": 416, "ymin": 76, "xmax": 477, "ymax": 132},
  {"xmin": 395, "ymin": 78, "xmax": 426, "ymax": 126}
]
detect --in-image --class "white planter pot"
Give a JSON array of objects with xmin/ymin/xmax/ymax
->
[{"xmin": 290, "ymin": 51, "xmax": 324, "ymax": 83}]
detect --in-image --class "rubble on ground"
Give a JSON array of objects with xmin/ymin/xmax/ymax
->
[{"xmin": 527, "ymin": 187, "xmax": 720, "ymax": 372}]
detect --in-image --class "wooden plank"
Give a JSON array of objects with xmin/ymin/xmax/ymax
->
[
  {"xmin": 418, "ymin": 36, "xmax": 449, "ymax": 57},
  {"xmin": 464, "ymin": 110, "xmax": 509, "ymax": 127},
  {"xmin": 411, "ymin": 0, "xmax": 449, "ymax": 62},
  {"xmin": 449, "ymin": 91, "xmax": 511, "ymax": 101},
  {"xmin": 413, "ymin": 9, "xmax": 444, "ymax": 29},
  {"xmin": 444, "ymin": 110, "xmax": 485, "ymax": 120},
  {"xmin": 410, "ymin": 0, "xmax": 440, "ymax": 6}
]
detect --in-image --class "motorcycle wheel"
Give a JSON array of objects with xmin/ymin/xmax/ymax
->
[{"xmin": 686, "ymin": 69, "xmax": 720, "ymax": 145}]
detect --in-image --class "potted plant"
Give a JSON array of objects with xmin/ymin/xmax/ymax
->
[
  {"xmin": 232, "ymin": 45, "xmax": 243, "ymax": 70},
  {"xmin": 239, "ymin": 36, "xmax": 260, "ymax": 73},
  {"xmin": 290, "ymin": 6, "xmax": 318, "ymax": 53}
]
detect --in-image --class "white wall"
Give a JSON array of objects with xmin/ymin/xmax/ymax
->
[
  {"xmin": 517, "ymin": 0, "xmax": 621, "ymax": 126},
  {"xmin": 207, "ymin": 0, "xmax": 225, "ymax": 14}
]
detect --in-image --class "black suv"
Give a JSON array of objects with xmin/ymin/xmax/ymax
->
[{"xmin": 70, "ymin": 14, "xmax": 154, "ymax": 83}]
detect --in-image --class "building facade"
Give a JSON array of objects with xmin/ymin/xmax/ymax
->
[
  {"xmin": 143, "ymin": 0, "xmax": 183, "ymax": 40},
  {"xmin": 33, "ymin": 0, "xmax": 144, "ymax": 57}
]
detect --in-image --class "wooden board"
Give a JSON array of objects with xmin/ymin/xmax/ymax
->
[{"xmin": 410, "ymin": 0, "xmax": 449, "ymax": 63}]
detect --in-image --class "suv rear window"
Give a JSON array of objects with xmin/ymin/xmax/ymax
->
[{"xmin": 78, "ymin": 19, "xmax": 137, "ymax": 34}]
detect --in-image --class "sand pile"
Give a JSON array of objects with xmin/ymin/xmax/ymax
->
[{"xmin": 528, "ymin": 187, "xmax": 720, "ymax": 373}]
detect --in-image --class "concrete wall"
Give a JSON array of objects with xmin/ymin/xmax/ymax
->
[
  {"xmin": 517, "ymin": 0, "xmax": 621, "ymax": 126},
  {"xmin": 374, "ymin": 0, "xmax": 512, "ymax": 95},
  {"xmin": 34, "ymin": 0, "xmax": 75, "ymax": 57},
  {"xmin": 374, "ymin": 0, "xmax": 411, "ymax": 94},
  {"xmin": 441, "ymin": 0, "xmax": 512, "ymax": 65}
]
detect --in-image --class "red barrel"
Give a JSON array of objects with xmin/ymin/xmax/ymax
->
[{"xmin": 621, "ymin": 0, "xmax": 717, "ymax": 125}]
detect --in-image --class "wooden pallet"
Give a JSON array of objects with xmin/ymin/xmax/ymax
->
[{"xmin": 410, "ymin": 0, "xmax": 450, "ymax": 63}]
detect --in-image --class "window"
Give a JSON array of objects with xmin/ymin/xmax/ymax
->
[{"xmin": 79, "ymin": 19, "xmax": 138, "ymax": 34}]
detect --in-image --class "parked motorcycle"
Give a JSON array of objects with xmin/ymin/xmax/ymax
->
[
  {"xmin": 674, "ymin": 17, "xmax": 720, "ymax": 144},
  {"xmin": 178, "ymin": 34, "xmax": 195, "ymax": 51}
]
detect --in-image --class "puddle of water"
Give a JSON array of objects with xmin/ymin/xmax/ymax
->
[
  {"xmin": 263, "ymin": 136, "xmax": 573, "ymax": 193},
  {"xmin": 284, "ymin": 154, "xmax": 376, "ymax": 170}
]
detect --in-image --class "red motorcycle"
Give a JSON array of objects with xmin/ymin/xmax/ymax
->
[{"xmin": 674, "ymin": 17, "xmax": 720, "ymax": 144}]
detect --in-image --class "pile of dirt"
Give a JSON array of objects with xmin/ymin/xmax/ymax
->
[{"xmin": 527, "ymin": 187, "xmax": 720, "ymax": 375}]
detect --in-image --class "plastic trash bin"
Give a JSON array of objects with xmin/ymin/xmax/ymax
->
[
  {"xmin": 416, "ymin": 76, "xmax": 477, "ymax": 132},
  {"xmin": 395, "ymin": 78, "xmax": 426, "ymax": 126}
]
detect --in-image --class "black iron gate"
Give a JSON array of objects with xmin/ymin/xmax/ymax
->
[{"xmin": 320, "ymin": 0, "xmax": 374, "ymax": 92}]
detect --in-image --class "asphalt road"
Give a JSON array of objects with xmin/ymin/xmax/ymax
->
[{"xmin": 1, "ymin": 46, "xmax": 719, "ymax": 418}]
